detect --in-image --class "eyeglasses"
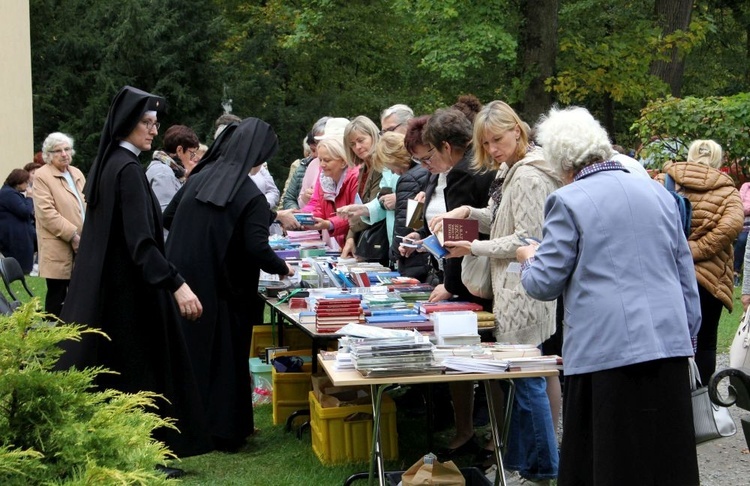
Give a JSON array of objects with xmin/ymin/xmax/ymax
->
[
  {"xmin": 413, "ymin": 146, "xmax": 435, "ymax": 165},
  {"xmin": 140, "ymin": 120, "xmax": 161, "ymax": 131},
  {"xmin": 50, "ymin": 147, "xmax": 73, "ymax": 156},
  {"xmin": 379, "ymin": 123, "xmax": 404, "ymax": 136},
  {"xmin": 188, "ymin": 149, "xmax": 199, "ymax": 160}
]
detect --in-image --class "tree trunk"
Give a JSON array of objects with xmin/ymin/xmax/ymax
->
[
  {"xmin": 517, "ymin": 0, "xmax": 559, "ymax": 124},
  {"xmin": 602, "ymin": 94, "xmax": 615, "ymax": 143},
  {"xmin": 650, "ymin": 0, "xmax": 694, "ymax": 97}
]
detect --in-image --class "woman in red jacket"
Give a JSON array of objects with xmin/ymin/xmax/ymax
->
[{"xmin": 301, "ymin": 137, "xmax": 360, "ymax": 248}]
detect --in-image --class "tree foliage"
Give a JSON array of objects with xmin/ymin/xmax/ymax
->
[
  {"xmin": 0, "ymin": 302, "xmax": 173, "ymax": 485},
  {"xmin": 31, "ymin": 0, "xmax": 226, "ymax": 173},
  {"xmin": 28, "ymin": 0, "xmax": 750, "ymax": 182}
]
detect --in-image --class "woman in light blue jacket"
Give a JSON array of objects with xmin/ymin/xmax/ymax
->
[{"xmin": 517, "ymin": 106, "xmax": 701, "ymax": 486}]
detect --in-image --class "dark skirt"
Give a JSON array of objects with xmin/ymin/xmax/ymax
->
[{"xmin": 559, "ymin": 357, "xmax": 699, "ymax": 486}]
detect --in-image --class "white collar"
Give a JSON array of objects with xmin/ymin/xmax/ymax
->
[{"xmin": 119, "ymin": 140, "xmax": 141, "ymax": 156}]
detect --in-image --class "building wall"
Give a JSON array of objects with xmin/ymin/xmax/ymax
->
[{"xmin": 0, "ymin": 1, "xmax": 33, "ymax": 179}]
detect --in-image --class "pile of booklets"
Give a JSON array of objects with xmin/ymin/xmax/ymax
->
[
  {"xmin": 439, "ymin": 344, "xmax": 562, "ymax": 374},
  {"xmin": 389, "ymin": 283, "xmax": 433, "ymax": 304},
  {"xmin": 314, "ymin": 295, "xmax": 364, "ymax": 332},
  {"xmin": 360, "ymin": 293, "xmax": 431, "ymax": 330},
  {"xmin": 349, "ymin": 335, "xmax": 444, "ymax": 377}
]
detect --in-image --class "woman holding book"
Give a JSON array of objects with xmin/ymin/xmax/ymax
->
[
  {"xmin": 401, "ymin": 109, "xmax": 495, "ymax": 302},
  {"xmin": 438, "ymin": 100, "xmax": 560, "ymax": 484}
]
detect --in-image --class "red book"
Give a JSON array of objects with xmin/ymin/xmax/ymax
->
[
  {"xmin": 418, "ymin": 301, "xmax": 484, "ymax": 314},
  {"xmin": 439, "ymin": 218, "xmax": 479, "ymax": 245},
  {"xmin": 315, "ymin": 309, "xmax": 363, "ymax": 317}
]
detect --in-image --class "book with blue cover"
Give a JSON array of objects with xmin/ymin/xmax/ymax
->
[
  {"xmin": 365, "ymin": 314, "xmax": 429, "ymax": 324},
  {"xmin": 422, "ymin": 234, "xmax": 449, "ymax": 259}
]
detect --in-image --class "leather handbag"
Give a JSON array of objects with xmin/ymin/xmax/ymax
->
[
  {"xmin": 730, "ymin": 310, "xmax": 750, "ymax": 369},
  {"xmin": 689, "ymin": 358, "xmax": 736, "ymax": 444},
  {"xmin": 461, "ymin": 254, "xmax": 492, "ymax": 299},
  {"xmin": 355, "ymin": 219, "xmax": 390, "ymax": 262}
]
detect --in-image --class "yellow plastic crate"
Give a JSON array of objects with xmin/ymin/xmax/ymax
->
[
  {"xmin": 281, "ymin": 324, "xmax": 313, "ymax": 351},
  {"xmin": 309, "ymin": 391, "xmax": 398, "ymax": 464},
  {"xmin": 250, "ymin": 325, "xmax": 275, "ymax": 358},
  {"xmin": 272, "ymin": 361, "xmax": 312, "ymax": 425}
]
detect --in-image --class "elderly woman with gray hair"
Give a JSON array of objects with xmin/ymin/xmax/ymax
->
[
  {"xmin": 517, "ymin": 106, "xmax": 701, "ymax": 486},
  {"xmin": 33, "ymin": 132, "xmax": 86, "ymax": 316}
]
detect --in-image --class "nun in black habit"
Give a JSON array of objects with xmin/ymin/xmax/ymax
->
[
  {"xmin": 57, "ymin": 86, "xmax": 212, "ymax": 459},
  {"xmin": 164, "ymin": 117, "xmax": 293, "ymax": 451}
]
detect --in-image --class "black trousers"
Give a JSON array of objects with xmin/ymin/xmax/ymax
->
[{"xmin": 45, "ymin": 278, "xmax": 69, "ymax": 317}]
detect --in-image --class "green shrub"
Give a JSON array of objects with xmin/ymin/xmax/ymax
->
[
  {"xmin": 631, "ymin": 93, "xmax": 750, "ymax": 169},
  {"xmin": 0, "ymin": 301, "xmax": 174, "ymax": 485}
]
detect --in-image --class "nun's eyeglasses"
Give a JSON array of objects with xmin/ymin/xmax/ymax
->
[{"xmin": 140, "ymin": 120, "xmax": 161, "ymax": 131}]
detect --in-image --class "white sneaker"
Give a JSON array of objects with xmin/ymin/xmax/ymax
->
[
  {"xmin": 503, "ymin": 470, "xmax": 552, "ymax": 486},
  {"xmin": 30, "ymin": 263, "xmax": 39, "ymax": 277},
  {"xmin": 484, "ymin": 464, "xmax": 497, "ymax": 483}
]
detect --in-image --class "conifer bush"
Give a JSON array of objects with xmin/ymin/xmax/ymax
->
[{"xmin": 0, "ymin": 301, "xmax": 175, "ymax": 484}]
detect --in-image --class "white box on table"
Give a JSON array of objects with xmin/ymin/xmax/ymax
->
[{"xmin": 430, "ymin": 311, "xmax": 478, "ymax": 336}]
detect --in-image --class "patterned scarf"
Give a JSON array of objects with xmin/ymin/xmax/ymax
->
[{"xmin": 320, "ymin": 167, "xmax": 350, "ymax": 201}]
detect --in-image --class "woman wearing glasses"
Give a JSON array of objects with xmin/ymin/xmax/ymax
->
[
  {"xmin": 32, "ymin": 132, "xmax": 86, "ymax": 316},
  {"xmin": 146, "ymin": 124, "xmax": 200, "ymax": 212},
  {"xmin": 401, "ymin": 108, "xmax": 495, "ymax": 302},
  {"xmin": 58, "ymin": 86, "xmax": 211, "ymax": 467}
]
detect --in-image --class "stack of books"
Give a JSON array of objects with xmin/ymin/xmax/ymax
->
[
  {"xmin": 415, "ymin": 301, "xmax": 484, "ymax": 315},
  {"xmin": 286, "ymin": 230, "xmax": 325, "ymax": 244},
  {"xmin": 350, "ymin": 336, "xmax": 443, "ymax": 377},
  {"xmin": 314, "ymin": 296, "xmax": 364, "ymax": 333},
  {"xmin": 363, "ymin": 308, "xmax": 431, "ymax": 331},
  {"xmin": 503, "ymin": 356, "xmax": 562, "ymax": 372},
  {"xmin": 362, "ymin": 292, "xmax": 406, "ymax": 310},
  {"xmin": 474, "ymin": 311, "xmax": 495, "ymax": 329}
]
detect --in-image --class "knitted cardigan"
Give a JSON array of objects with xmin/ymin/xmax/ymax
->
[{"xmin": 468, "ymin": 147, "xmax": 562, "ymax": 345}]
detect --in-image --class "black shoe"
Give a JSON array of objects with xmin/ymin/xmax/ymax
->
[
  {"xmin": 155, "ymin": 465, "xmax": 185, "ymax": 479},
  {"xmin": 436, "ymin": 436, "xmax": 479, "ymax": 460},
  {"xmin": 214, "ymin": 436, "xmax": 246, "ymax": 453}
]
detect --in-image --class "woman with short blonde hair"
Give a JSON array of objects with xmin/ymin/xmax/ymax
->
[{"xmin": 687, "ymin": 139, "xmax": 723, "ymax": 169}]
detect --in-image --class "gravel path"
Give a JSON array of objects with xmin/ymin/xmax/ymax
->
[{"xmin": 697, "ymin": 353, "xmax": 750, "ymax": 485}]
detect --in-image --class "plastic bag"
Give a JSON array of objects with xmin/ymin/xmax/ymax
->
[{"xmin": 252, "ymin": 374, "xmax": 273, "ymax": 406}]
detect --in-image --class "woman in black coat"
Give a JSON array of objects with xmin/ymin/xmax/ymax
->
[
  {"xmin": 165, "ymin": 118, "xmax": 293, "ymax": 452},
  {"xmin": 401, "ymin": 112, "xmax": 495, "ymax": 302},
  {"xmin": 57, "ymin": 86, "xmax": 211, "ymax": 461},
  {"xmin": 0, "ymin": 169, "xmax": 36, "ymax": 273}
]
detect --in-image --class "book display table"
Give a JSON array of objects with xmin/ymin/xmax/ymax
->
[{"xmin": 319, "ymin": 354, "xmax": 558, "ymax": 486}]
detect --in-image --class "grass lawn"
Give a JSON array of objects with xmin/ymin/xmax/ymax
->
[{"xmin": 3, "ymin": 276, "xmax": 746, "ymax": 484}]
